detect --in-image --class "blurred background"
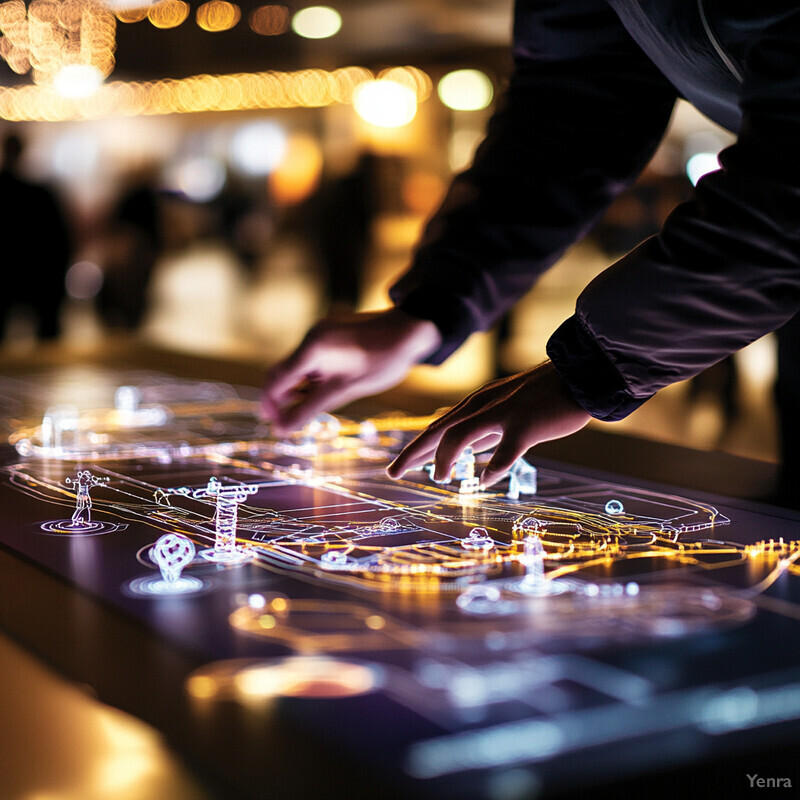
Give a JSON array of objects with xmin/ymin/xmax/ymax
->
[{"xmin": 0, "ymin": 0, "xmax": 775, "ymax": 463}]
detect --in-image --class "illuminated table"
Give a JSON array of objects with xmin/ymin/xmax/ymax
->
[{"xmin": 0, "ymin": 344, "xmax": 796, "ymax": 800}]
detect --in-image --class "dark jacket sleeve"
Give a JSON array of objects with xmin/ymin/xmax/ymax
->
[
  {"xmin": 389, "ymin": 0, "xmax": 678, "ymax": 364},
  {"xmin": 548, "ymin": 11, "xmax": 800, "ymax": 421}
]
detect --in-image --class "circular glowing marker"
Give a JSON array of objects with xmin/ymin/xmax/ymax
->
[
  {"xmin": 352, "ymin": 80, "xmax": 417, "ymax": 128},
  {"xmin": 291, "ymin": 5, "xmax": 341, "ymax": 39},
  {"xmin": 605, "ymin": 499, "xmax": 625, "ymax": 516},
  {"xmin": 437, "ymin": 69, "xmax": 493, "ymax": 112}
]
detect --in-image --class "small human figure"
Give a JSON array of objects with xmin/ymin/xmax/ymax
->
[{"xmin": 65, "ymin": 470, "xmax": 108, "ymax": 527}]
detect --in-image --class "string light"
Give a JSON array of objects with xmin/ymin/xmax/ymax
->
[
  {"xmin": 0, "ymin": 0, "xmax": 116, "ymax": 87},
  {"xmin": 248, "ymin": 4, "xmax": 289, "ymax": 35},
  {"xmin": 0, "ymin": 65, "xmax": 432, "ymax": 122},
  {"xmin": 146, "ymin": 0, "xmax": 188, "ymax": 29},
  {"xmin": 196, "ymin": 0, "xmax": 240, "ymax": 32}
]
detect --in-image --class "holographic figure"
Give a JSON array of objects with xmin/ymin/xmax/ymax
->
[
  {"xmin": 152, "ymin": 533, "xmax": 196, "ymax": 585},
  {"xmin": 519, "ymin": 534, "xmax": 546, "ymax": 591},
  {"xmin": 507, "ymin": 457, "xmax": 537, "ymax": 500},
  {"xmin": 461, "ymin": 527, "xmax": 494, "ymax": 551},
  {"xmin": 193, "ymin": 477, "xmax": 259, "ymax": 563},
  {"xmin": 39, "ymin": 470, "xmax": 124, "ymax": 536},
  {"xmin": 453, "ymin": 446, "xmax": 475, "ymax": 481},
  {"xmin": 65, "ymin": 470, "xmax": 109, "ymax": 527},
  {"xmin": 505, "ymin": 533, "xmax": 570, "ymax": 597},
  {"xmin": 126, "ymin": 533, "xmax": 207, "ymax": 597}
]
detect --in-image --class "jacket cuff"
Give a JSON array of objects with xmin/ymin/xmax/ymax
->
[
  {"xmin": 546, "ymin": 315, "xmax": 648, "ymax": 421},
  {"xmin": 390, "ymin": 286, "xmax": 476, "ymax": 366}
]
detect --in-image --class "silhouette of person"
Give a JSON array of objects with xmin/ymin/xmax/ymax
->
[{"xmin": 0, "ymin": 133, "xmax": 71, "ymax": 341}]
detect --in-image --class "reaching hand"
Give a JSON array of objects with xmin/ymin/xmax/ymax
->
[
  {"xmin": 387, "ymin": 360, "xmax": 591, "ymax": 488},
  {"xmin": 261, "ymin": 308, "xmax": 441, "ymax": 435}
]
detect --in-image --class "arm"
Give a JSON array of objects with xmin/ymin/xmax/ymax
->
[
  {"xmin": 390, "ymin": 0, "xmax": 678, "ymax": 363},
  {"xmin": 262, "ymin": 0, "xmax": 677, "ymax": 431},
  {"xmin": 548, "ymin": 11, "xmax": 800, "ymax": 420}
]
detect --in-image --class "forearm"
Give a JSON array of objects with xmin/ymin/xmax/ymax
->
[
  {"xmin": 390, "ymin": 0, "xmax": 677, "ymax": 362},
  {"xmin": 548, "ymin": 12, "xmax": 800, "ymax": 420}
]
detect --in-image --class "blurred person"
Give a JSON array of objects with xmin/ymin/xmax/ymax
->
[
  {"xmin": 263, "ymin": 2, "xmax": 800, "ymax": 504},
  {"xmin": 0, "ymin": 132, "xmax": 71, "ymax": 341},
  {"xmin": 315, "ymin": 152, "xmax": 380, "ymax": 313},
  {"xmin": 98, "ymin": 168, "xmax": 163, "ymax": 330}
]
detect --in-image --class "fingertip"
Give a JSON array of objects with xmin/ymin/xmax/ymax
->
[{"xmin": 386, "ymin": 461, "xmax": 404, "ymax": 480}]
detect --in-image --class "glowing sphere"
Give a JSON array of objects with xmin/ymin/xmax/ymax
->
[
  {"xmin": 437, "ymin": 69, "xmax": 493, "ymax": 111},
  {"xmin": 291, "ymin": 5, "xmax": 341, "ymax": 39},
  {"xmin": 230, "ymin": 121, "xmax": 287, "ymax": 175},
  {"xmin": 352, "ymin": 80, "xmax": 417, "ymax": 128},
  {"xmin": 53, "ymin": 64, "xmax": 104, "ymax": 98}
]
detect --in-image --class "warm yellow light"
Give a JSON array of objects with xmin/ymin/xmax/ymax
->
[
  {"xmin": 291, "ymin": 5, "xmax": 340, "ymax": 39},
  {"xmin": 186, "ymin": 675, "xmax": 218, "ymax": 699},
  {"xmin": 116, "ymin": 6, "xmax": 150, "ymax": 22},
  {"xmin": 377, "ymin": 66, "xmax": 432, "ymax": 101},
  {"xmin": 196, "ymin": 0, "xmax": 240, "ymax": 31},
  {"xmin": 270, "ymin": 133, "xmax": 323, "ymax": 205},
  {"xmin": 249, "ymin": 4, "xmax": 289, "ymax": 35},
  {"xmin": 0, "ymin": 64, "xmax": 429, "ymax": 122},
  {"xmin": 437, "ymin": 68, "xmax": 493, "ymax": 111},
  {"xmin": 147, "ymin": 0, "xmax": 189, "ymax": 28},
  {"xmin": 53, "ymin": 63, "xmax": 104, "ymax": 97},
  {"xmin": 352, "ymin": 80, "xmax": 417, "ymax": 128}
]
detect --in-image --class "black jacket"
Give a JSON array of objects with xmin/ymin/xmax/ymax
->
[{"xmin": 390, "ymin": 0, "xmax": 800, "ymax": 420}]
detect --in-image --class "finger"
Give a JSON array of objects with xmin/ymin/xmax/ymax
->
[
  {"xmin": 386, "ymin": 434, "xmax": 441, "ymax": 478},
  {"xmin": 469, "ymin": 432, "xmax": 502, "ymax": 454},
  {"xmin": 432, "ymin": 419, "xmax": 498, "ymax": 482},
  {"xmin": 479, "ymin": 433, "xmax": 530, "ymax": 489},
  {"xmin": 272, "ymin": 378, "xmax": 349, "ymax": 434},
  {"xmin": 262, "ymin": 340, "xmax": 322, "ymax": 416},
  {"xmin": 386, "ymin": 432, "xmax": 500, "ymax": 481}
]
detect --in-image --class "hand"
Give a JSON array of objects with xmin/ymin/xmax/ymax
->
[
  {"xmin": 262, "ymin": 308, "xmax": 441, "ymax": 434},
  {"xmin": 387, "ymin": 360, "xmax": 591, "ymax": 488}
]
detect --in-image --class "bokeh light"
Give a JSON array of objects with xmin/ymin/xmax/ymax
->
[
  {"xmin": 147, "ymin": 0, "xmax": 189, "ymax": 28},
  {"xmin": 115, "ymin": 6, "xmax": 150, "ymax": 23},
  {"xmin": 166, "ymin": 156, "xmax": 226, "ymax": 201},
  {"xmin": 0, "ymin": 65, "xmax": 431, "ymax": 122},
  {"xmin": 195, "ymin": 0, "xmax": 240, "ymax": 32},
  {"xmin": 437, "ymin": 69, "xmax": 493, "ymax": 111},
  {"xmin": 65, "ymin": 261, "xmax": 104, "ymax": 299},
  {"xmin": 269, "ymin": 133, "xmax": 323, "ymax": 205},
  {"xmin": 686, "ymin": 152, "xmax": 720, "ymax": 186},
  {"xmin": 291, "ymin": 5, "xmax": 341, "ymax": 39},
  {"xmin": 53, "ymin": 63, "xmax": 104, "ymax": 97},
  {"xmin": 248, "ymin": 4, "xmax": 289, "ymax": 35},
  {"xmin": 229, "ymin": 120, "xmax": 287, "ymax": 175},
  {"xmin": 352, "ymin": 80, "xmax": 417, "ymax": 128}
]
